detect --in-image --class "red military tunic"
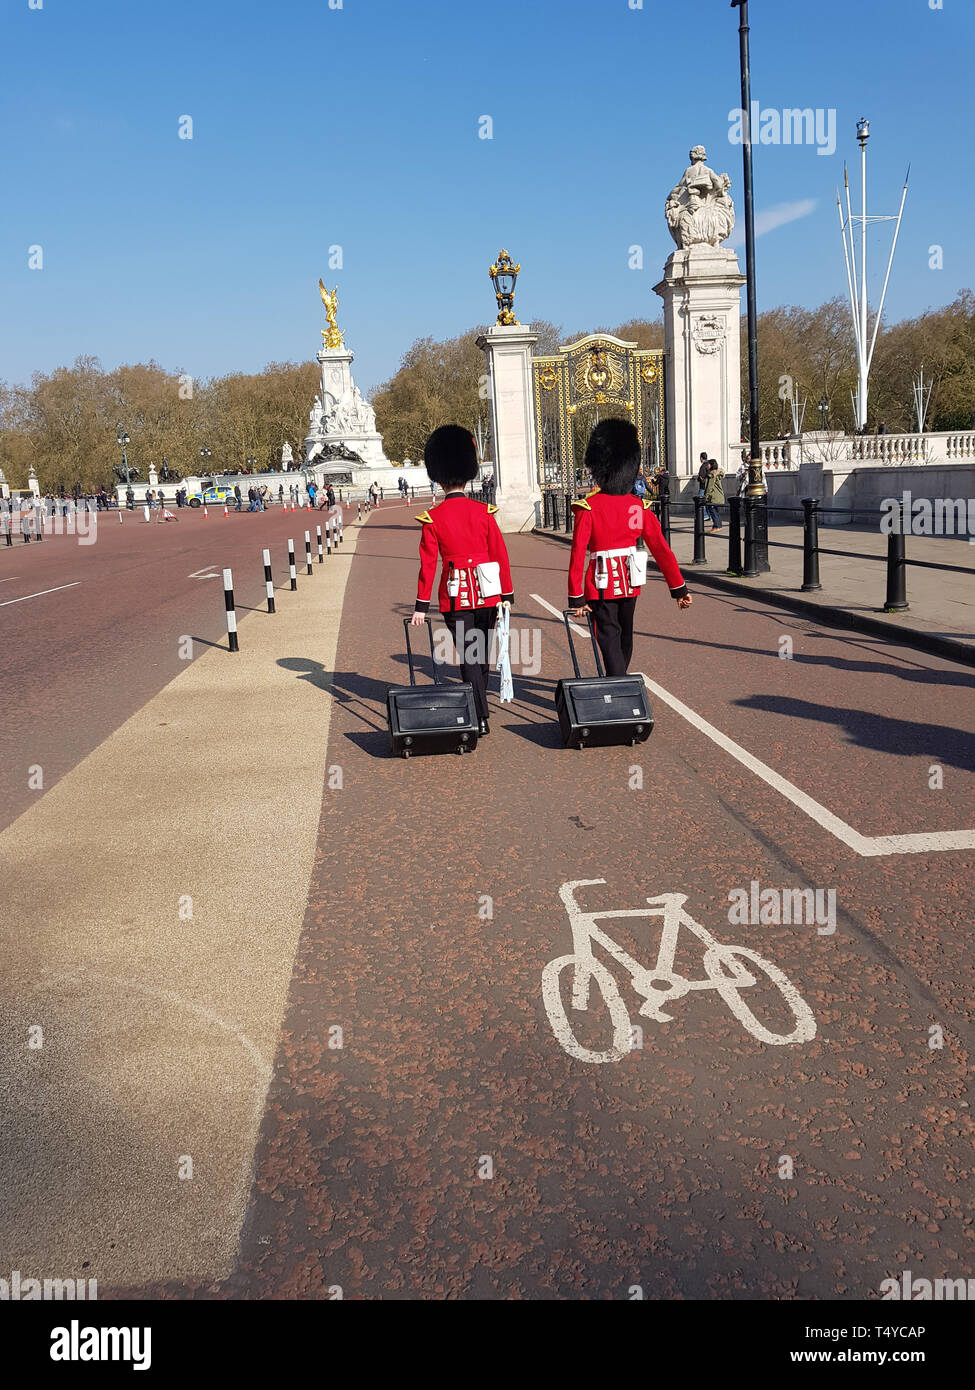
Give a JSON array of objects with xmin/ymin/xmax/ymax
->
[
  {"xmin": 568, "ymin": 490, "xmax": 687, "ymax": 604},
  {"xmin": 414, "ymin": 492, "xmax": 514, "ymax": 614}
]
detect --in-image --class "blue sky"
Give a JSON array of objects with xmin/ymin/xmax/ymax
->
[{"xmin": 2, "ymin": 0, "xmax": 972, "ymax": 395}]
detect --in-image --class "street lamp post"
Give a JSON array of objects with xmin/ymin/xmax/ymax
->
[
  {"xmin": 199, "ymin": 447, "xmax": 212, "ymax": 490},
  {"xmin": 731, "ymin": 0, "xmax": 769, "ymax": 573},
  {"xmin": 818, "ymin": 397, "xmax": 829, "ymax": 430},
  {"xmin": 116, "ymin": 425, "xmax": 131, "ymax": 487}
]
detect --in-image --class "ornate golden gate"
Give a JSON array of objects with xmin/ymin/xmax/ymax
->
[{"xmin": 532, "ymin": 334, "xmax": 666, "ymax": 493}]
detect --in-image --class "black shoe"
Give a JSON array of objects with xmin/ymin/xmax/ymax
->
[{"xmin": 478, "ymin": 719, "xmax": 490, "ymax": 737}]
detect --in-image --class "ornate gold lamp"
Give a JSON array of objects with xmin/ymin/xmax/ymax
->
[{"xmin": 489, "ymin": 249, "xmax": 521, "ymax": 325}]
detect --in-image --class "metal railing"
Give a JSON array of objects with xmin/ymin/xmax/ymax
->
[{"xmin": 539, "ymin": 490, "xmax": 972, "ymax": 615}]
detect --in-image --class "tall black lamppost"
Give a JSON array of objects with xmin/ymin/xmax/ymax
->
[
  {"xmin": 199, "ymin": 446, "xmax": 212, "ymax": 488},
  {"xmin": 247, "ymin": 455, "xmax": 257, "ymax": 473},
  {"xmin": 818, "ymin": 397, "xmax": 829, "ymax": 430},
  {"xmin": 116, "ymin": 425, "xmax": 131, "ymax": 487},
  {"xmin": 731, "ymin": 0, "xmax": 769, "ymax": 571}
]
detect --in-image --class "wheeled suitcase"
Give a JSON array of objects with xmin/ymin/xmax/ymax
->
[
  {"xmin": 554, "ymin": 609, "xmax": 654, "ymax": 749},
  {"xmin": 386, "ymin": 617, "xmax": 479, "ymax": 758}
]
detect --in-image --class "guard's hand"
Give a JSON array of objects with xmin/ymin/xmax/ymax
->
[
  {"xmin": 568, "ymin": 606, "xmax": 590, "ymax": 618},
  {"xmin": 675, "ymin": 594, "xmax": 692, "ymax": 610},
  {"xmin": 410, "ymin": 612, "xmax": 427, "ymax": 626}
]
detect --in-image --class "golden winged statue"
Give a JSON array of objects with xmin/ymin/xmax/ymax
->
[{"xmin": 318, "ymin": 279, "xmax": 345, "ymax": 349}]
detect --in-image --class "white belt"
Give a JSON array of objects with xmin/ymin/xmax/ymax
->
[{"xmin": 594, "ymin": 547, "xmax": 635, "ymax": 561}]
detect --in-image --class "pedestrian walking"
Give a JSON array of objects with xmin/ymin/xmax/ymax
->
[
  {"xmin": 234, "ymin": 484, "xmax": 242, "ymax": 512},
  {"xmin": 567, "ymin": 420, "xmax": 691, "ymax": 677},
  {"xmin": 278, "ymin": 484, "xmax": 285, "ymax": 506},
  {"xmin": 696, "ymin": 452, "xmax": 711, "ymax": 500},
  {"xmin": 703, "ymin": 459, "xmax": 724, "ymax": 531},
  {"xmin": 410, "ymin": 426, "xmax": 513, "ymax": 738},
  {"xmin": 369, "ymin": 480, "xmax": 379, "ymax": 508},
  {"xmin": 326, "ymin": 484, "xmax": 335, "ymax": 508}
]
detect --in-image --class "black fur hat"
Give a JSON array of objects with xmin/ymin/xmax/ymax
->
[
  {"xmin": 424, "ymin": 425, "xmax": 479, "ymax": 487},
  {"xmin": 584, "ymin": 418, "xmax": 641, "ymax": 494}
]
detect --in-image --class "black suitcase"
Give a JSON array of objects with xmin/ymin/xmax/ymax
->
[
  {"xmin": 554, "ymin": 609, "xmax": 654, "ymax": 749},
  {"xmin": 387, "ymin": 617, "xmax": 479, "ymax": 758}
]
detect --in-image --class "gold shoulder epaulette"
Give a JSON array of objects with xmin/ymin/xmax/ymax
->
[
  {"xmin": 585, "ymin": 488, "xmax": 601, "ymax": 498},
  {"xmin": 486, "ymin": 503, "xmax": 499, "ymax": 514},
  {"xmin": 571, "ymin": 497, "xmax": 592, "ymax": 511},
  {"xmin": 641, "ymin": 497, "xmax": 655, "ymax": 510},
  {"xmin": 415, "ymin": 510, "xmax": 434, "ymax": 524}
]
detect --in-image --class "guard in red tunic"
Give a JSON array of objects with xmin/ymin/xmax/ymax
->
[
  {"xmin": 568, "ymin": 419, "xmax": 692, "ymax": 675},
  {"xmin": 410, "ymin": 425, "xmax": 513, "ymax": 736}
]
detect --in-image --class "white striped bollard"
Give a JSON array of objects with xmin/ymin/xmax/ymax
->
[
  {"xmin": 326, "ymin": 519, "xmax": 332, "ymax": 556},
  {"xmin": 223, "ymin": 568, "xmax": 239, "ymax": 652},
  {"xmin": 304, "ymin": 530, "xmax": 313, "ymax": 575},
  {"xmin": 337, "ymin": 508, "xmax": 343, "ymax": 545},
  {"xmin": 263, "ymin": 547, "xmax": 275, "ymax": 613},
  {"xmin": 357, "ymin": 501, "xmax": 361, "ymax": 521},
  {"xmin": 288, "ymin": 538, "xmax": 297, "ymax": 590},
  {"xmin": 316, "ymin": 525, "xmax": 323, "ymax": 563}
]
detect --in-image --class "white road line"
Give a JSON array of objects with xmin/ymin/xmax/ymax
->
[
  {"xmin": 0, "ymin": 577, "xmax": 21, "ymax": 584},
  {"xmin": 530, "ymin": 593, "xmax": 975, "ymax": 859},
  {"xmin": 0, "ymin": 581, "xmax": 80, "ymax": 608}
]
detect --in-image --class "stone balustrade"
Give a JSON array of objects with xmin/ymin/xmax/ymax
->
[{"xmin": 728, "ymin": 431, "xmax": 975, "ymax": 472}]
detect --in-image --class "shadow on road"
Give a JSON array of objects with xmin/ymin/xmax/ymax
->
[{"xmin": 737, "ymin": 693, "xmax": 975, "ymax": 772}]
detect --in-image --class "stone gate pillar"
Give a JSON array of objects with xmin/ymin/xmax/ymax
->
[
  {"xmin": 653, "ymin": 245, "xmax": 745, "ymax": 478},
  {"xmin": 477, "ymin": 324, "xmax": 540, "ymax": 533}
]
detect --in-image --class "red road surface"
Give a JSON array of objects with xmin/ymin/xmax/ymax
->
[{"xmin": 4, "ymin": 503, "xmax": 972, "ymax": 1298}]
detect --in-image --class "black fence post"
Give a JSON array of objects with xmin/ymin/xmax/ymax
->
[
  {"xmin": 658, "ymin": 494, "xmax": 671, "ymax": 547},
  {"xmin": 801, "ymin": 498, "xmax": 822, "ymax": 592},
  {"xmin": 689, "ymin": 496, "xmax": 707, "ymax": 565},
  {"xmin": 884, "ymin": 499, "xmax": 909, "ymax": 612},
  {"xmin": 564, "ymin": 492, "xmax": 573, "ymax": 534},
  {"xmin": 742, "ymin": 497, "xmax": 759, "ymax": 578},
  {"xmin": 727, "ymin": 496, "xmax": 742, "ymax": 575}
]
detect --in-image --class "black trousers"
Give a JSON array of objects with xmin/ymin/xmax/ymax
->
[
  {"xmin": 588, "ymin": 596, "xmax": 637, "ymax": 676},
  {"xmin": 443, "ymin": 608, "xmax": 497, "ymax": 721}
]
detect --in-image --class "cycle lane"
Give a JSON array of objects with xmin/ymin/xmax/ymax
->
[{"xmin": 225, "ymin": 510, "xmax": 971, "ymax": 1300}]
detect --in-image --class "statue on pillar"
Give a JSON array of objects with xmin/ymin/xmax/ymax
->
[{"xmin": 666, "ymin": 145, "xmax": 736, "ymax": 248}]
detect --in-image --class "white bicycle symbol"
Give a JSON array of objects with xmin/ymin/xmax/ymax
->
[{"xmin": 542, "ymin": 879, "xmax": 818, "ymax": 1063}]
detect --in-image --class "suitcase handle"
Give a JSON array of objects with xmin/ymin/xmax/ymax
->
[
  {"xmin": 402, "ymin": 616, "xmax": 441, "ymax": 686},
  {"xmin": 562, "ymin": 608, "xmax": 605, "ymax": 679}
]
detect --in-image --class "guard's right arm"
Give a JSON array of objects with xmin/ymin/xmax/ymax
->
[
  {"xmin": 567, "ymin": 502, "xmax": 593, "ymax": 607},
  {"xmin": 414, "ymin": 514, "xmax": 439, "ymax": 614}
]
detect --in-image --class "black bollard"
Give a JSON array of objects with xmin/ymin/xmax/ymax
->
[
  {"xmin": 801, "ymin": 498, "xmax": 822, "ymax": 592},
  {"xmin": 223, "ymin": 568, "xmax": 239, "ymax": 652},
  {"xmin": 304, "ymin": 530, "xmax": 313, "ymax": 575},
  {"xmin": 316, "ymin": 525, "xmax": 323, "ymax": 564},
  {"xmin": 337, "ymin": 508, "xmax": 343, "ymax": 545},
  {"xmin": 727, "ymin": 496, "xmax": 743, "ymax": 575},
  {"xmin": 742, "ymin": 497, "xmax": 759, "ymax": 577},
  {"xmin": 659, "ymin": 494, "xmax": 671, "ymax": 548},
  {"xmin": 288, "ymin": 538, "xmax": 297, "ymax": 590},
  {"xmin": 263, "ymin": 547, "xmax": 275, "ymax": 613},
  {"xmin": 326, "ymin": 519, "xmax": 332, "ymax": 557},
  {"xmin": 884, "ymin": 499, "xmax": 909, "ymax": 612},
  {"xmin": 690, "ymin": 496, "xmax": 707, "ymax": 565},
  {"xmin": 564, "ymin": 493, "xmax": 573, "ymax": 534}
]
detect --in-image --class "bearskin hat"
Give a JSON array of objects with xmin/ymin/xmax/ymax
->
[
  {"xmin": 423, "ymin": 425, "xmax": 479, "ymax": 487},
  {"xmin": 584, "ymin": 418, "xmax": 641, "ymax": 494}
]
